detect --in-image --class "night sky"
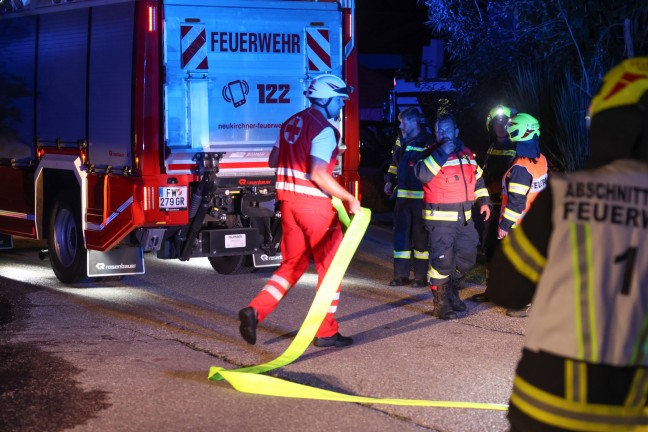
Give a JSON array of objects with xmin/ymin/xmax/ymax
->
[{"xmin": 356, "ymin": 0, "xmax": 430, "ymax": 55}]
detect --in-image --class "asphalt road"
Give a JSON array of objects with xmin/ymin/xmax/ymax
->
[{"xmin": 0, "ymin": 214, "xmax": 525, "ymax": 432}]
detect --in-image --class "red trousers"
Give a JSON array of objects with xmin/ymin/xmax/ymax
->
[{"xmin": 249, "ymin": 197, "xmax": 343, "ymax": 338}]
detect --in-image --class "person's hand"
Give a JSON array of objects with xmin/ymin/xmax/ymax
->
[
  {"xmin": 440, "ymin": 139, "xmax": 455, "ymax": 154},
  {"xmin": 498, "ymin": 227, "xmax": 509, "ymax": 239},
  {"xmin": 384, "ymin": 182, "xmax": 393, "ymax": 195},
  {"xmin": 346, "ymin": 197, "xmax": 362, "ymax": 214},
  {"xmin": 480, "ymin": 204, "xmax": 491, "ymax": 221}
]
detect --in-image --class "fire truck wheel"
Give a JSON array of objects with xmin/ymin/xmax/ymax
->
[
  {"xmin": 48, "ymin": 198, "xmax": 87, "ymax": 284},
  {"xmin": 208, "ymin": 255, "xmax": 254, "ymax": 275}
]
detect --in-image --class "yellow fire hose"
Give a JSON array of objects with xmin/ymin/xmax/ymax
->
[{"xmin": 209, "ymin": 199, "xmax": 507, "ymax": 411}]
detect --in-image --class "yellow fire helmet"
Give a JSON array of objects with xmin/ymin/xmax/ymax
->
[
  {"xmin": 486, "ymin": 104, "xmax": 512, "ymax": 130},
  {"xmin": 589, "ymin": 57, "xmax": 648, "ymax": 119}
]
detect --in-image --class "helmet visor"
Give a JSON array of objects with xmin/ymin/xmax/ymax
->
[
  {"xmin": 334, "ymin": 85, "xmax": 353, "ymax": 97},
  {"xmin": 505, "ymin": 120, "xmax": 520, "ymax": 139}
]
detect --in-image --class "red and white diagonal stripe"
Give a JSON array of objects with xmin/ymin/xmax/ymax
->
[
  {"xmin": 181, "ymin": 24, "xmax": 209, "ymax": 70},
  {"xmin": 306, "ymin": 28, "xmax": 331, "ymax": 72}
]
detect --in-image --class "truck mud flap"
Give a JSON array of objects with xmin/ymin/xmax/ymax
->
[
  {"xmin": 0, "ymin": 234, "xmax": 13, "ymax": 250},
  {"xmin": 252, "ymin": 250, "xmax": 282, "ymax": 268},
  {"xmin": 87, "ymin": 246, "xmax": 145, "ymax": 277}
]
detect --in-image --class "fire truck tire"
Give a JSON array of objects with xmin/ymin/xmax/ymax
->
[
  {"xmin": 208, "ymin": 255, "xmax": 254, "ymax": 275},
  {"xmin": 48, "ymin": 197, "xmax": 87, "ymax": 284}
]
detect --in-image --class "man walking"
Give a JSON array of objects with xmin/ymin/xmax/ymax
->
[{"xmin": 239, "ymin": 74, "xmax": 361, "ymax": 348}]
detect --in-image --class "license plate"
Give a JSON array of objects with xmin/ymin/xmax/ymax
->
[{"xmin": 159, "ymin": 186, "xmax": 188, "ymax": 209}]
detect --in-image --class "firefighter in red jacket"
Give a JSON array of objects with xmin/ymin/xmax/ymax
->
[
  {"xmin": 238, "ymin": 74, "xmax": 361, "ymax": 348},
  {"xmin": 384, "ymin": 107, "xmax": 435, "ymax": 287},
  {"xmin": 488, "ymin": 57, "xmax": 648, "ymax": 432},
  {"xmin": 414, "ymin": 112, "xmax": 491, "ymax": 319}
]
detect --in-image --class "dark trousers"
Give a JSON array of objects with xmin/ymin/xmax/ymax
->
[
  {"xmin": 425, "ymin": 218, "xmax": 479, "ymax": 286},
  {"xmin": 392, "ymin": 198, "xmax": 428, "ymax": 280},
  {"xmin": 481, "ymin": 204, "xmax": 501, "ymax": 263}
]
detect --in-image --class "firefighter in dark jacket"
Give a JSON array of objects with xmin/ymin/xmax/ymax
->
[
  {"xmin": 475, "ymin": 105, "xmax": 516, "ymax": 263},
  {"xmin": 498, "ymin": 113, "xmax": 549, "ymax": 239},
  {"xmin": 384, "ymin": 107, "xmax": 435, "ymax": 287},
  {"xmin": 472, "ymin": 104, "xmax": 517, "ymax": 303},
  {"xmin": 414, "ymin": 112, "xmax": 491, "ymax": 319},
  {"xmin": 384, "ymin": 133, "xmax": 402, "ymax": 196},
  {"xmin": 497, "ymin": 113, "xmax": 549, "ymax": 318},
  {"xmin": 472, "ymin": 112, "xmax": 549, "ymax": 311},
  {"xmin": 488, "ymin": 57, "xmax": 648, "ymax": 431}
]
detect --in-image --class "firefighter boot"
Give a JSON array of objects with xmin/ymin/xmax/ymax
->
[
  {"xmin": 470, "ymin": 292, "xmax": 490, "ymax": 303},
  {"xmin": 389, "ymin": 258, "xmax": 411, "ymax": 286},
  {"xmin": 411, "ymin": 258, "xmax": 429, "ymax": 288},
  {"xmin": 447, "ymin": 279, "xmax": 467, "ymax": 312},
  {"xmin": 239, "ymin": 307, "xmax": 258, "ymax": 345},
  {"xmin": 430, "ymin": 284, "xmax": 457, "ymax": 320}
]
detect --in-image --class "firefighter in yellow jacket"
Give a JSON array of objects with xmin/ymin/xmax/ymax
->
[{"xmin": 488, "ymin": 57, "xmax": 648, "ymax": 431}]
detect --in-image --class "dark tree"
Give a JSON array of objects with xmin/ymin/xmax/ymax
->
[{"xmin": 421, "ymin": 0, "xmax": 648, "ymax": 170}]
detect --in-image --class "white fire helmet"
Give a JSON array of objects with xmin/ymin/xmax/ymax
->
[{"xmin": 305, "ymin": 74, "xmax": 352, "ymax": 100}]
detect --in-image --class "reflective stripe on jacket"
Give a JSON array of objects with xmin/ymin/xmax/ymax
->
[
  {"xmin": 417, "ymin": 145, "xmax": 488, "ymax": 205},
  {"xmin": 386, "ymin": 136, "xmax": 402, "ymax": 179},
  {"xmin": 276, "ymin": 107, "xmax": 339, "ymax": 201},
  {"xmin": 423, "ymin": 207, "xmax": 472, "ymax": 222},
  {"xmin": 488, "ymin": 160, "xmax": 648, "ymax": 432},
  {"xmin": 489, "ymin": 159, "xmax": 648, "ymax": 432},
  {"xmin": 483, "ymin": 137, "xmax": 516, "ymax": 205},
  {"xmin": 510, "ymin": 362, "xmax": 648, "ymax": 431},
  {"xmin": 519, "ymin": 160, "xmax": 648, "ymax": 366},
  {"xmin": 500, "ymin": 155, "xmax": 548, "ymax": 229},
  {"xmin": 394, "ymin": 132, "xmax": 435, "ymax": 199}
]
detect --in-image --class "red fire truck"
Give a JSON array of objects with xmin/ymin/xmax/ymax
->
[{"xmin": 0, "ymin": 0, "xmax": 360, "ymax": 283}]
